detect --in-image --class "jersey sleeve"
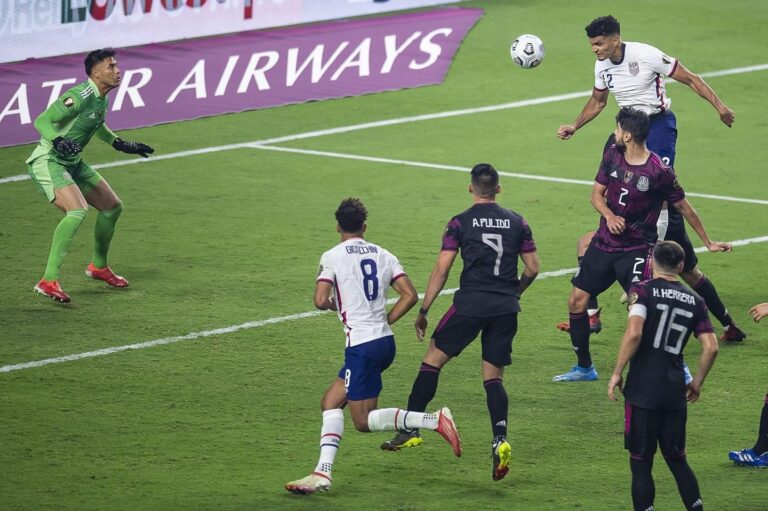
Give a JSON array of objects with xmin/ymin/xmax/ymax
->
[
  {"xmin": 316, "ymin": 252, "xmax": 335, "ymax": 284},
  {"xmin": 658, "ymin": 167, "xmax": 686, "ymax": 204},
  {"xmin": 33, "ymin": 91, "xmax": 86, "ymax": 141},
  {"xmin": 441, "ymin": 216, "xmax": 462, "ymax": 251},
  {"xmin": 693, "ymin": 298, "xmax": 715, "ymax": 336},
  {"xmin": 519, "ymin": 217, "xmax": 537, "ymax": 253},
  {"xmin": 644, "ymin": 44, "xmax": 678, "ymax": 77},
  {"xmin": 627, "ymin": 283, "xmax": 649, "ymax": 318},
  {"xmin": 388, "ymin": 253, "xmax": 407, "ymax": 284},
  {"xmin": 595, "ymin": 148, "xmax": 613, "ymax": 185},
  {"xmin": 95, "ymin": 124, "xmax": 118, "ymax": 144},
  {"xmin": 594, "ymin": 63, "xmax": 608, "ymax": 90}
]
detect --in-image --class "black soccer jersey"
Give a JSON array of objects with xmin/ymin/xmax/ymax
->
[
  {"xmin": 441, "ymin": 203, "xmax": 536, "ymax": 317},
  {"xmin": 623, "ymin": 278, "xmax": 714, "ymax": 410}
]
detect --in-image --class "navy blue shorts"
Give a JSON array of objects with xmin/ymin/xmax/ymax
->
[
  {"xmin": 338, "ymin": 336, "xmax": 396, "ymax": 401},
  {"xmin": 603, "ymin": 110, "xmax": 677, "ymax": 167}
]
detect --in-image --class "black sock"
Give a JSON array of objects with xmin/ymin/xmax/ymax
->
[
  {"xmin": 753, "ymin": 394, "xmax": 768, "ymax": 454},
  {"xmin": 630, "ymin": 458, "xmax": 655, "ymax": 511},
  {"xmin": 665, "ymin": 454, "xmax": 703, "ymax": 510},
  {"xmin": 693, "ymin": 276, "xmax": 732, "ymax": 327},
  {"xmin": 407, "ymin": 362, "xmax": 441, "ymax": 413},
  {"xmin": 484, "ymin": 378, "xmax": 508, "ymax": 439},
  {"xmin": 569, "ymin": 311, "xmax": 592, "ymax": 368}
]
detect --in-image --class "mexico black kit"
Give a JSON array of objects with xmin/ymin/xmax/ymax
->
[
  {"xmin": 573, "ymin": 145, "xmax": 685, "ymax": 296},
  {"xmin": 623, "ymin": 278, "xmax": 714, "ymax": 459},
  {"xmin": 433, "ymin": 203, "xmax": 536, "ymax": 366}
]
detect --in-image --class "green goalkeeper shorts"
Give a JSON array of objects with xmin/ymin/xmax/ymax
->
[{"xmin": 28, "ymin": 156, "xmax": 103, "ymax": 202}]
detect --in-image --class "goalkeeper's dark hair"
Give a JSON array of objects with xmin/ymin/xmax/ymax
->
[
  {"xmin": 85, "ymin": 48, "xmax": 117, "ymax": 76},
  {"xmin": 471, "ymin": 163, "xmax": 499, "ymax": 198},
  {"xmin": 653, "ymin": 240, "xmax": 685, "ymax": 273},
  {"xmin": 335, "ymin": 198, "xmax": 368, "ymax": 233},
  {"xmin": 585, "ymin": 15, "xmax": 620, "ymax": 38},
  {"xmin": 616, "ymin": 107, "xmax": 650, "ymax": 143}
]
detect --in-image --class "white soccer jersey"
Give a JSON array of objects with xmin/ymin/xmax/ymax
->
[
  {"xmin": 317, "ymin": 238, "xmax": 406, "ymax": 347},
  {"xmin": 594, "ymin": 42, "xmax": 678, "ymax": 115}
]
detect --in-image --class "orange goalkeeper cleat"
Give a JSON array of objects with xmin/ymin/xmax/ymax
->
[
  {"xmin": 34, "ymin": 279, "xmax": 71, "ymax": 303},
  {"xmin": 86, "ymin": 263, "xmax": 129, "ymax": 288}
]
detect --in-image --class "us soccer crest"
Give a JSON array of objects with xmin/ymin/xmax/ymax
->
[
  {"xmin": 636, "ymin": 176, "xmax": 649, "ymax": 191},
  {"xmin": 623, "ymin": 171, "xmax": 634, "ymax": 184},
  {"xmin": 628, "ymin": 61, "xmax": 639, "ymax": 76}
]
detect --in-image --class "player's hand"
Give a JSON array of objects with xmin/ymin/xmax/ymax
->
[
  {"xmin": 557, "ymin": 124, "xmax": 576, "ymax": 140},
  {"xmin": 706, "ymin": 241, "xmax": 732, "ymax": 252},
  {"xmin": 719, "ymin": 107, "xmax": 735, "ymax": 127},
  {"xmin": 608, "ymin": 373, "xmax": 623, "ymax": 401},
  {"xmin": 749, "ymin": 302, "xmax": 768, "ymax": 322},
  {"xmin": 113, "ymin": 138, "xmax": 155, "ymax": 158},
  {"xmin": 52, "ymin": 136, "xmax": 82, "ymax": 156},
  {"xmin": 415, "ymin": 313, "xmax": 428, "ymax": 341},
  {"xmin": 606, "ymin": 214, "xmax": 626, "ymax": 235},
  {"xmin": 686, "ymin": 381, "xmax": 701, "ymax": 403}
]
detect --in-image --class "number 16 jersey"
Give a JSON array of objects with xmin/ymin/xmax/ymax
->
[{"xmin": 317, "ymin": 238, "xmax": 406, "ymax": 347}]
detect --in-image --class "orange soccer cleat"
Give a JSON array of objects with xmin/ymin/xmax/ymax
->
[
  {"xmin": 34, "ymin": 279, "xmax": 71, "ymax": 303},
  {"xmin": 556, "ymin": 309, "xmax": 602, "ymax": 334},
  {"xmin": 86, "ymin": 263, "xmax": 129, "ymax": 288}
]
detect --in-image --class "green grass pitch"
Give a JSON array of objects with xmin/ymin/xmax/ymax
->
[{"xmin": 1, "ymin": 0, "xmax": 767, "ymax": 509}]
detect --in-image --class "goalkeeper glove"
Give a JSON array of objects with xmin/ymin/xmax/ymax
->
[
  {"xmin": 52, "ymin": 137, "xmax": 82, "ymax": 156},
  {"xmin": 113, "ymin": 138, "xmax": 155, "ymax": 158}
]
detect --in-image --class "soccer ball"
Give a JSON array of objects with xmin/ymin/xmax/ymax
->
[{"xmin": 510, "ymin": 34, "xmax": 545, "ymax": 69}]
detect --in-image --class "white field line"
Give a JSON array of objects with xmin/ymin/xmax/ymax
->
[
  {"xmin": 248, "ymin": 144, "xmax": 768, "ymax": 206},
  {"xmin": 2, "ymin": 234, "xmax": 767, "ymax": 374},
  {"xmin": 1, "ymin": 63, "xmax": 766, "ymax": 186}
]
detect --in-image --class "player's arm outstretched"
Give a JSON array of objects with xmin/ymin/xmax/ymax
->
[
  {"xmin": 686, "ymin": 331, "xmax": 718, "ymax": 403},
  {"xmin": 517, "ymin": 251, "xmax": 540, "ymax": 297},
  {"xmin": 415, "ymin": 250, "xmax": 458, "ymax": 341},
  {"xmin": 558, "ymin": 87, "xmax": 610, "ymax": 140},
  {"xmin": 591, "ymin": 182, "xmax": 625, "ymax": 234},
  {"xmin": 672, "ymin": 198, "xmax": 731, "ymax": 252},
  {"xmin": 670, "ymin": 63, "xmax": 735, "ymax": 127},
  {"xmin": 608, "ymin": 315, "xmax": 644, "ymax": 401},
  {"xmin": 387, "ymin": 276, "xmax": 418, "ymax": 325}
]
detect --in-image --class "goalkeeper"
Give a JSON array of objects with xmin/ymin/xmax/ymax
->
[{"xmin": 26, "ymin": 48, "xmax": 154, "ymax": 303}]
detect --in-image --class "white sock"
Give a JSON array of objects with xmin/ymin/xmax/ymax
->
[
  {"xmin": 587, "ymin": 308, "xmax": 599, "ymax": 316},
  {"xmin": 656, "ymin": 208, "xmax": 669, "ymax": 240},
  {"xmin": 367, "ymin": 408, "xmax": 439, "ymax": 432},
  {"xmin": 314, "ymin": 408, "xmax": 343, "ymax": 476}
]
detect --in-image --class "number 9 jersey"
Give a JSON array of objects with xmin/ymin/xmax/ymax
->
[{"xmin": 317, "ymin": 238, "xmax": 406, "ymax": 347}]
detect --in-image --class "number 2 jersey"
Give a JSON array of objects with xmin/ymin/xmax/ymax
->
[
  {"xmin": 317, "ymin": 238, "xmax": 406, "ymax": 347},
  {"xmin": 592, "ymin": 145, "xmax": 685, "ymax": 253},
  {"xmin": 441, "ymin": 203, "xmax": 536, "ymax": 317},
  {"xmin": 624, "ymin": 278, "xmax": 714, "ymax": 410}
]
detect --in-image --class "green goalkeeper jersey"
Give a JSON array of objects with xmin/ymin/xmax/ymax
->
[{"xmin": 26, "ymin": 78, "xmax": 118, "ymax": 165}]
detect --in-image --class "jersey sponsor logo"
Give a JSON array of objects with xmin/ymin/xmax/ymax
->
[
  {"xmin": 88, "ymin": 113, "xmax": 96, "ymax": 119},
  {"xmin": 628, "ymin": 61, "xmax": 639, "ymax": 76},
  {"xmin": 63, "ymin": 97, "xmax": 74, "ymax": 108},
  {"xmin": 662, "ymin": 55, "xmax": 673, "ymax": 65},
  {"xmin": 631, "ymin": 276, "xmax": 640, "ymax": 283},
  {"xmin": 636, "ymin": 176, "xmax": 649, "ymax": 192},
  {"xmin": 623, "ymin": 170, "xmax": 634, "ymax": 184},
  {"xmin": 610, "ymin": 170, "xmax": 618, "ymax": 178},
  {"xmin": 471, "ymin": 218, "xmax": 510, "ymax": 229}
]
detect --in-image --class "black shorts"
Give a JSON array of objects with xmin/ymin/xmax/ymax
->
[
  {"xmin": 571, "ymin": 243, "xmax": 653, "ymax": 296},
  {"xmin": 624, "ymin": 403, "xmax": 687, "ymax": 460},
  {"xmin": 431, "ymin": 305, "xmax": 518, "ymax": 367},
  {"xmin": 664, "ymin": 216, "xmax": 699, "ymax": 273}
]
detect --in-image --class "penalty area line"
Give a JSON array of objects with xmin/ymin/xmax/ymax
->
[{"xmin": 2, "ymin": 234, "xmax": 767, "ymax": 374}]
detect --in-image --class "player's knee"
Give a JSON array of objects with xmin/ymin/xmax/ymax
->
[
  {"xmin": 568, "ymin": 289, "xmax": 589, "ymax": 311},
  {"xmin": 681, "ymin": 267, "xmax": 703, "ymax": 286}
]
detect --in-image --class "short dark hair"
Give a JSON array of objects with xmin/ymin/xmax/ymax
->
[
  {"xmin": 470, "ymin": 163, "xmax": 499, "ymax": 198},
  {"xmin": 653, "ymin": 240, "xmax": 685, "ymax": 273},
  {"xmin": 585, "ymin": 15, "xmax": 620, "ymax": 38},
  {"xmin": 335, "ymin": 198, "xmax": 367, "ymax": 233},
  {"xmin": 616, "ymin": 107, "xmax": 650, "ymax": 143},
  {"xmin": 84, "ymin": 48, "xmax": 116, "ymax": 76}
]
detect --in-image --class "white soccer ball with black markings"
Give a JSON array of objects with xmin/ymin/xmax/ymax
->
[{"xmin": 510, "ymin": 34, "xmax": 545, "ymax": 69}]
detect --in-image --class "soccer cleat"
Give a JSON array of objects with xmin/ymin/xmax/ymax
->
[
  {"xmin": 380, "ymin": 430, "xmax": 423, "ymax": 451},
  {"xmin": 552, "ymin": 365, "xmax": 599, "ymax": 382},
  {"xmin": 728, "ymin": 448, "xmax": 768, "ymax": 468},
  {"xmin": 492, "ymin": 438, "xmax": 512, "ymax": 481},
  {"xmin": 435, "ymin": 407, "xmax": 462, "ymax": 457},
  {"xmin": 34, "ymin": 279, "xmax": 71, "ymax": 303},
  {"xmin": 284, "ymin": 472, "xmax": 332, "ymax": 494},
  {"xmin": 719, "ymin": 324, "xmax": 746, "ymax": 343},
  {"xmin": 556, "ymin": 309, "xmax": 602, "ymax": 334},
  {"xmin": 85, "ymin": 263, "xmax": 129, "ymax": 288}
]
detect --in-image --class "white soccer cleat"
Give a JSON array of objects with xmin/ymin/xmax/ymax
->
[{"xmin": 285, "ymin": 472, "xmax": 332, "ymax": 495}]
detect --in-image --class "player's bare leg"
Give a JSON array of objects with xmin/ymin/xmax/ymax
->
[
  {"xmin": 681, "ymin": 266, "xmax": 745, "ymax": 342},
  {"xmin": 35, "ymin": 184, "xmax": 89, "ymax": 303},
  {"xmin": 556, "ymin": 232, "xmax": 602, "ymax": 333},
  {"xmin": 84, "ymin": 179, "xmax": 128, "ymax": 287}
]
